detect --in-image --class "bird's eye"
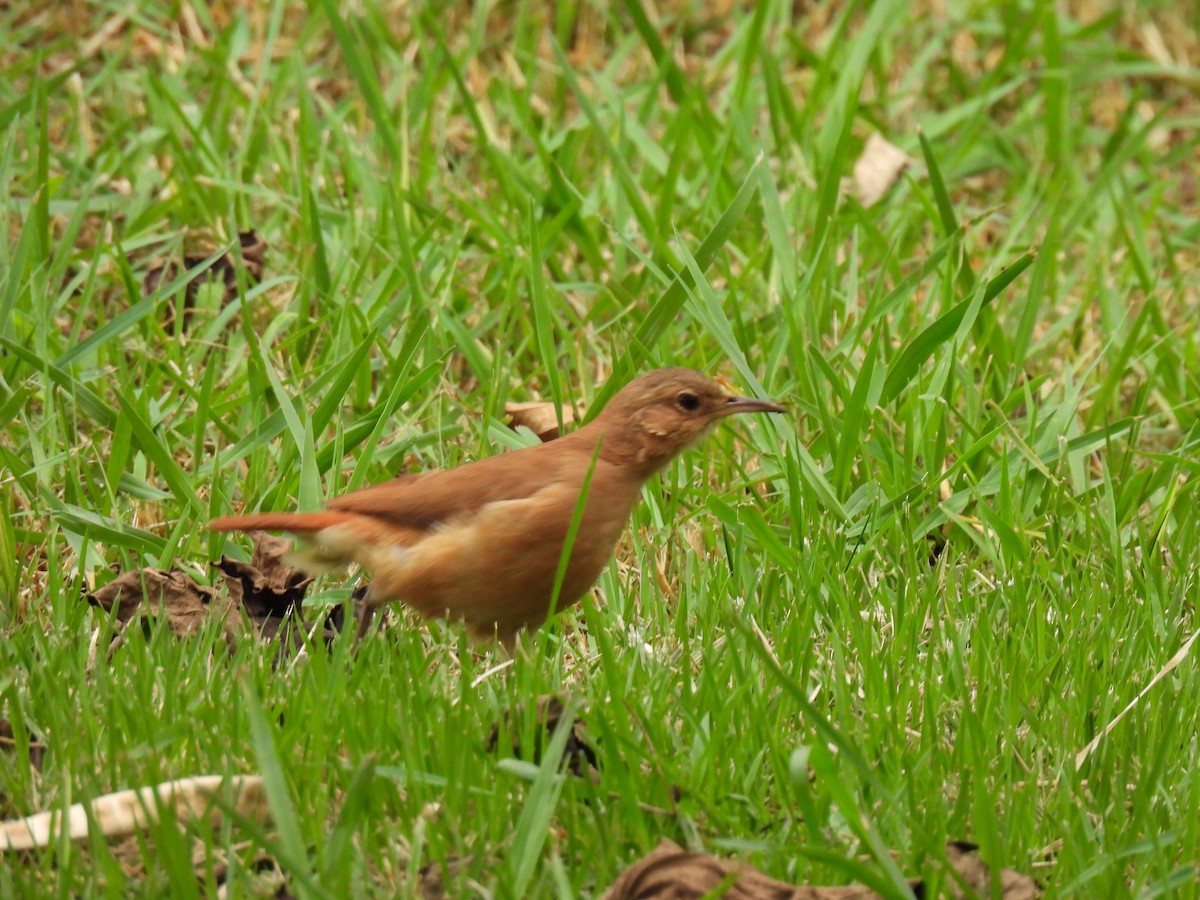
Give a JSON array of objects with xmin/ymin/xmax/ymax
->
[{"xmin": 676, "ymin": 392, "xmax": 701, "ymax": 412}]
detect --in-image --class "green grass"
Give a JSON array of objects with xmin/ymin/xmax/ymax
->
[{"xmin": 2, "ymin": 0, "xmax": 1199, "ymax": 896}]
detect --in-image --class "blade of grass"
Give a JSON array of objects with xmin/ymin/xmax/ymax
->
[
  {"xmin": 880, "ymin": 251, "xmax": 1036, "ymax": 404},
  {"xmin": 113, "ymin": 389, "xmax": 205, "ymax": 518},
  {"xmin": 527, "ymin": 201, "xmax": 565, "ymax": 429},
  {"xmin": 597, "ymin": 154, "xmax": 764, "ymax": 409},
  {"xmin": 242, "ymin": 684, "xmax": 326, "ymax": 898},
  {"xmin": 506, "ymin": 700, "xmax": 578, "ymax": 896}
]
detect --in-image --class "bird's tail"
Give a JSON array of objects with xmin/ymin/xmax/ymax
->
[
  {"xmin": 210, "ymin": 511, "xmax": 364, "ymax": 574},
  {"xmin": 209, "ymin": 511, "xmax": 354, "ymax": 535}
]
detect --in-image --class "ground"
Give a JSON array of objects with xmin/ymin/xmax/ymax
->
[{"xmin": 1, "ymin": 1, "xmax": 1198, "ymax": 896}]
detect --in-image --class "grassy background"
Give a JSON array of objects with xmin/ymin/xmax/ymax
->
[{"xmin": 2, "ymin": 0, "xmax": 1199, "ymax": 896}]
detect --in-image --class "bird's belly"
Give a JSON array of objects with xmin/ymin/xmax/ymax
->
[{"xmin": 362, "ymin": 487, "xmax": 636, "ymax": 636}]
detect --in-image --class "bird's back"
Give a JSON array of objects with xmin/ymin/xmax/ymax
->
[{"xmin": 326, "ymin": 434, "xmax": 590, "ymax": 527}]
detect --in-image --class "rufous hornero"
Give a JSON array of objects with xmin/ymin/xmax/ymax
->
[{"xmin": 210, "ymin": 368, "xmax": 785, "ymax": 646}]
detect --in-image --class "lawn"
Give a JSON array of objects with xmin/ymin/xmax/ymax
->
[{"xmin": 2, "ymin": 1, "xmax": 1198, "ymax": 896}]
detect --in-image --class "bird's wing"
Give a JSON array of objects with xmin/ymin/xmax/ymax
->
[{"xmin": 327, "ymin": 440, "xmax": 580, "ymax": 527}]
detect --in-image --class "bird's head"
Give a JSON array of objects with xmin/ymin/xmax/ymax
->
[{"xmin": 590, "ymin": 367, "xmax": 785, "ymax": 474}]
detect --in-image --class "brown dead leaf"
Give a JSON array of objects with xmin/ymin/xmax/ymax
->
[
  {"xmin": 851, "ymin": 133, "xmax": 912, "ymax": 207},
  {"xmin": 487, "ymin": 695, "xmax": 599, "ymax": 779},
  {"xmin": 505, "ymin": 401, "xmax": 580, "ymax": 442},
  {"xmin": 601, "ymin": 838, "xmax": 1040, "ymax": 900},
  {"xmin": 330, "ymin": 582, "xmax": 368, "ymax": 636},
  {"xmin": 143, "ymin": 230, "xmax": 266, "ymax": 330},
  {"xmin": 87, "ymin": 568, "xmax": 234, "ymax": 640},
  {"xmin": 417, "ymin": 855, "xmax": 474, "ymax": 899},
  {"xmin": 602, "ymin": 838, "xmax": 863, "ymax": 899},
  {"xmin": 88, "ymin": 535, "xmax": 342, "ymax": 658},
  {"xmin": 215, "ymin": 532, "xmax": 344, "ymax": 652},
  {"xmin": 0, "ymin": 719, "xmax": 46, "ymax": 772},
  {"xmin": 216, "ymin": 531, "xmax": 313, "ymax": 623},
  {"xmin": 939, "ymin": 841, "xmax": 1041, "ymax": 899}
]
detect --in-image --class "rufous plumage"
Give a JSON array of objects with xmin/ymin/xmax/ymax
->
[{"xmin": 210, "ymin": 368, "xmax": 784, "ymax": 644}]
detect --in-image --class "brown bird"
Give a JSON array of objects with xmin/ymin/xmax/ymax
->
[{"xmin": 210, "ymin": 368, "xmax": 785, "ymax": 645}]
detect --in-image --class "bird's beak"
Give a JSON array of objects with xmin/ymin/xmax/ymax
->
[{"xmin": 719, "ymin": 395, "xmax": 787, "ymax": 416}]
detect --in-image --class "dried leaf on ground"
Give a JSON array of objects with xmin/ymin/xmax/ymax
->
[
  {"xmin": 505, "ymin": 401, "xmax": 581, "ymax": 442},
  {"xmin": 487, "ymin": 694, "xmax": 599, "ymax": 778},
  {"xmin": 0, "ymin": 774, "xmax": 267, "ymax": 852},
  {"xmin": 601, "ymin": 838, "xmax": 1040, "ymax": 900},
  {"xmin": 143, "ymin": 230, "xmax": 266, "ymax": 329},
  {"xmin": 938, "ymin": 841, "xmax": 1041, "ymax": 899},
  {"xmin": 602, "ymin": 838, "xmax": 860, "ymax": 899},
  {"xmin": 417, "ymin": 855, "xmax": 474, "ymax": 899},
  {"xmin": 88, "ymin": 535, "xmax": 340, "ymax": 657},
  {"xmin": 216, "ymin": 531, "xmax": 343, "ymax": 650},
  {"xmin": 0, "ymin": 719, "xmax": 46, "ymax": 772},
  {"xmin": 850, "ymin": 133, "xmax": 913, "ymax": 207},
  {"xmin": 87, "ymin": 567, "xmax": 234, "ymax": 639},
  {"xmin": 325, "ymin": 583, "xmax": 366, "ymax": 635},
  {"xmin": 216, "ymin": 531, "xmax": 313, "ymax": 622}
]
